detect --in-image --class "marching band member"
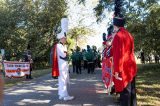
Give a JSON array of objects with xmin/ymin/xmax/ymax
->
[
  {"xmin": 102, "ymin": 29, "xmax": 114, "ymax": 95},
  {"xmin": 112, "ymin": 16, "xmax": 137, "ymax": 106},
  {"xmin": 52, "ymin": 18, "xmax": 74, "ymax": 101},
  {"xmin": 56, "ymin": 32, "xmax": 74, "ymax": 101}
]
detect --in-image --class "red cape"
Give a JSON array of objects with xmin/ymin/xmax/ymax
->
[
  {"xmin": 112, "ymin": 27, "xmax": 137, "ymax": 92},
  {"xmin": 52, "ymin": 43, "xmax": 59, "ymax": 78}
]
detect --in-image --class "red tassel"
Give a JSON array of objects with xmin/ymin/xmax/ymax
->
[{"xmin": 52, "ymin": 43, "xmax": 59, "ymax": 78}]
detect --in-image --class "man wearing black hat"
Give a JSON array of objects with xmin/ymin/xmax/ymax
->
[
  {"xmin": 111, "ymin": 16, "xmax": 137, "ymax": 106},
  {"xmin": 85, "ymin": 45, "xmax": 94, "ymax": 74},
  {"xmin": 74, "ymin": 46, "xmax": 82, "ymax": 74}
]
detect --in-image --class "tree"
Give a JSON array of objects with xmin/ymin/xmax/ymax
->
[
  {"xmin": 0, "ymin": 0, "xmax": 67, "ymax": 68},
  {"xmin": 67, "ymin": 26, "xmax": 93, "ymax": 51},
  {"xmin": 78, "ymin": 0, "xmax": 160, "ymax": 55}
]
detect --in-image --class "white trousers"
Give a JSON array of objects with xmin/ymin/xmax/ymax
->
[{"xmin": 58, "ymin": 70, "xmax": 69, "ymax": 97}]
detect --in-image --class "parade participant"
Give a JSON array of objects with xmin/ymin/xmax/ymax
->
[
  {"xmin": 105, "ymin": 34, "xmax": 113, "ymax": 92},
  {"xmin": 97, "ymin": 50, "xmax": 101, "ymax": 68},
  {"xmin": 82, "ymin": 49, "xmax": 87, "ymax": 70},
  {"xmin": 75, "ymin": 46, "xmax": 82, "ymax": 74},
  {"xmin": 92, "ymin": 45, "xmax": 98, "ymax": 72},
  {"xmin": 28, "ymin": 55, "xmax": 33, "ymax": 79},
  {"xmin": 55, "ymin": 31, "xmax": 74, "ymax": 101},
  {"xmin": 85, "ymin": 45, "xmax": 94, "ymax": 74},
  {"xmin": 70, "ymin": 49, "xmax": 76, "ymax": 73},
  {"xmin": 101, "ymin": 29, "xmax": 114, "ymax": 94},
  {"xmin": 52, "ymin": 18, "xmax": 74, "ymax": 101},
  {"xmin": 102, "ymin": 33, "xmax": 107, "ymax": 81},
  {"xmin": 112, "ymin": 16, "xmax": 137, "ymax": 106},
  {"xmin": 102, "ymin": 41, "xmax": 107, "ymax": 82},
  {"xmin": 140, "ymin": 50, "xmax": 145, "ymax": 64},
  {"xmin": 24, "ymin": 44, "xmax": 33, "ymax": 79}
]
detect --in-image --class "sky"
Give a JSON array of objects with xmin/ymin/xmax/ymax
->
[{"xmin": 67, "ymin": 0, "xmax": 113, "ymax": 50}]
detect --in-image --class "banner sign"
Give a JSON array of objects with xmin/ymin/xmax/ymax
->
[{"xmin": 3, "ymin": 61, "xmax": 30, "ymax": 78}]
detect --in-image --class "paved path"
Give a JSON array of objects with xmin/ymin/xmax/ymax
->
[{"xmin": 4, "ymin": 68, "xmax": 118, "ymax": 106}]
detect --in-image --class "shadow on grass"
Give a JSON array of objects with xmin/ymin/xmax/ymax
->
[{"xmin": 136, "ymin": 64, "xmax": 160, "ymax": 105}]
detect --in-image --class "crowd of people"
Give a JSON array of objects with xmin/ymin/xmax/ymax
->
[
  {"xmin": 138, "ymin": 50, "xmax": 160, "ymax": 64},
  {"xmin": 70, "ymin": 45, "xmax": 101, "ymax": 74}
]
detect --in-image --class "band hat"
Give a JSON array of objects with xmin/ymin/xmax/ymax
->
[
  {"xmin": 113, "ymin": 16, "xmax": 125, "ymax": 27},
  {"xmin": 102, "ymin": 33, "xmax": 107, "ymax": 41},
  {"xmin": 56, "ymin": 18, "xmax": 68, "ymax": 39},
  {"xmin": 61, "ymin": 18, "xmax": 69, "ymax": 33}
]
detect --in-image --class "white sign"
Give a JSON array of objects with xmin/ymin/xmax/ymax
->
[{"xmin": 3, "ymin": 61, "xmax": 30, "ymax": 78}]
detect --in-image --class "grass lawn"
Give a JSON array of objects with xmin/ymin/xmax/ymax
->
[
  {"xmin": 136, "ymin": 64, "xmax": 160, "ymax": 106},
  {"xmin": 3, "ymin": 68, "xmax": 52, "ymax": 88}
]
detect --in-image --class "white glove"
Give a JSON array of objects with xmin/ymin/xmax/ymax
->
[{"xmin": 115, "ymin": 72, "xmax": 122, "ymax": 81}]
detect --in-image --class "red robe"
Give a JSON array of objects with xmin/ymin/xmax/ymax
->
[
  {"xmin": 112, "ymin": 27, "xmax": 137, "ymax": 93},
  {"xmin": 52, "ymin": 43, "xmax": 59, "ymax": 78}
]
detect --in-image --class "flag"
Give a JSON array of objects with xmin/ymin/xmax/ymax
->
[{"xmin": 52, "ymin": 43, "xmax": 59, "ymax": 78}]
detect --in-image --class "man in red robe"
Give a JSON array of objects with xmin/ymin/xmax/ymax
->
[{"xmin": 112, "ymin": 16, "xmax": 137, "ymax": 106}]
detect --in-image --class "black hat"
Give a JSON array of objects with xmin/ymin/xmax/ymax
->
[
  {"xmin": 107, "ymin": 25, "xmax": 114, "ymax": 35},
  {"xmin": 102, "ymin": 33, "xmax": 107, "ymax": 41},
  {"xmin": 113, "ymin": 16, "xmax": 125, "ymax": 27}
]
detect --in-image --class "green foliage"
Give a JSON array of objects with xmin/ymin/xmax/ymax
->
[
  {"xmin": 78, "ymin": 0, "xmax": 160, "ymax": 55},
  {"xmin": 127, "ymin": 3, "xmax": 160, "ymax": 55},
  {"xmin": 94, "ymin": 0, "xmax": 114, "ymax": 22},
  {"xmin": 67, "ymin": 26, "xmax": 92, "ymax": 51},
  {"xmin": 68, "ymin": 26, "xmax": 91, "ymax": 39},
  {"xmin": 0, "ymin": 0, "xmax": 67, "ymax": 68}
]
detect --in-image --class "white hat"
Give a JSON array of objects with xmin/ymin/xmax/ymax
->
[
  {"xmin": 57, "ymin": 32, "xmax": 66, "ymax": 39},
  {"xmin": 56, "ymin": 18, "xmax": 68, "ymax": 39},
  {"xmin": 61, "ymin": 18, "xmax": 69, "ymax": 33}
]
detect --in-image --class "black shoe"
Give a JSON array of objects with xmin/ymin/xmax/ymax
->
[
  {"xmin": 110, "ymin": 86, "xmax": 115, "ymax": 95},
  {"xmin": 115, "ymin": 96, "xmax": 120, "ymax": 103},
  {"xmin": 53, "ymin": 76, "xmax": 58, "ymax": 79}
]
